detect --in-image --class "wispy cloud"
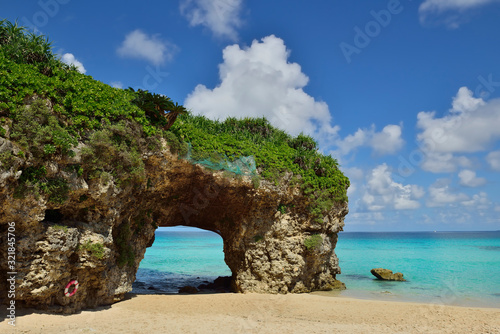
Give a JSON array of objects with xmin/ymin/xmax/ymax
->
[
  {"xmin": 180, "ymin": 0, "xmax": 243, "ymax": 41},
  {"xmin": 334, "ymin": 124, "xmax": 405, "ymax": 157},
  {"xmin": 419, "ymin": 0, "xmax": 500, "ymax": 28},
  {"xmin": 117, "ymin": 30, "xmax": 178, "ymax": 65}
]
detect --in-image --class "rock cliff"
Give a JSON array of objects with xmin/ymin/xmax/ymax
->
[
  {"xmin": 0, "ymin": 136, "xmax": 348, "ymax": 313},
  {"xmin": 1, "ymin": 21, "xmax": 349, "ymax": 314}
]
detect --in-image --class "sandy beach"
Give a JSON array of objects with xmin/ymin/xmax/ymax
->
[{"xmin": 2, "ymin": 293, "xmax": 499, "ymax": 334}]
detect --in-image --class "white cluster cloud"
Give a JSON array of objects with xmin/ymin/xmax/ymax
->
[
  {"xmin": 180, "ymin": 0, "xmax": 243, "ymax": 41},
  {"xmin": 335, "ymin": 124, "xmax": 404, "ymax": 157},
  {"xmin": 342, "ymin": 167, "xmax": 364, "ymax": 197},
  {"xmin": 361, "ymin": 164, "xmax": 424, "ymax": 211},
  {"xmin": 416, "ymin": 87, "xmax": 500, "ymax": 173},
  {"xmin": 427, "ymin": 178, "xmax": 469, "ymax": 207},
  {"xmin": 184, "ymin": 35, "xmax": 339, "ymax": 141},
  {"xmin": 461, "ymin": 191, "xmax": 490, "ymax": 209},
  {"xmin": 486, "ymin": 151, "xmax": 500, "ymax": 171},
  {"xmin": 458, "ymin": 169, "xmax": 487, "ymax": 187},
  {"xmin": 451, "ymin": 86, "xmax": 485, "ymax": 113},
  {"xmin": 61, "ymin": 53, "xmax": 86, "ymax": 74},
  {"xmin": 419, "ymin": 0, "xmax": 500, "ymax": 27},
  {"xmin": 117, "ymin": 30, "xmax": 177, "ymax": 65}
]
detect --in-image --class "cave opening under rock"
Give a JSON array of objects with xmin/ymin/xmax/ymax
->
[{"xmin": 133, "ymin": 226, "xmax": 232, "ymax": 294}]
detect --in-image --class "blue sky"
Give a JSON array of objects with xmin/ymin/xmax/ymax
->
[{"xmin": 3, "ymin": 0, "xmax": 500, "ymax": 231}]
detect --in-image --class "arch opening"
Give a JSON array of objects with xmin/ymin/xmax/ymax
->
[{"xmin": 133, "ymin": 226, "xmax": 232, "ymax": 294}]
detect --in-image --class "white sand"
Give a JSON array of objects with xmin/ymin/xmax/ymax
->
[{"xmin": 2, "ymin": 293, "xmax": 499, "ymax": 333}]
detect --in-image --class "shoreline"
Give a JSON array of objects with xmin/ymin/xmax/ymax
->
[
  {"xmin": 2, "ymin": 293, "xmax": 499, "ymax": 333},
  {"xmin": 315, "ymin": 288, "xmax": 500, "ymax": 309}
]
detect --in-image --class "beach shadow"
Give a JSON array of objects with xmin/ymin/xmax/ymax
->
[{"xmin": 0, "ymin": 302, "xmax": 112, "ymax": 319}]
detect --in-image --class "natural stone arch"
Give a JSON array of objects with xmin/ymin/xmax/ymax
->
[
  {"xmin": 142, "ymin": 155, "xmax": 348, "ymax": 294},
  {"xmin": 0, "ymin": 144, "xmax": 348, "ymax": 312}
]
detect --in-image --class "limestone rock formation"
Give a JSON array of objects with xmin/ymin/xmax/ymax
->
[
  {"xmin": 370, "ymin": 268, "xmax": 406, "ymax": 281},
  {"xmin": 0, "ymin": 138, "xmax": 348, "ymax": 313}
]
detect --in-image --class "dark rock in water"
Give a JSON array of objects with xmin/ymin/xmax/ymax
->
[
  {"xmin": 370, "ymin": 268, "xmax": 406, "ymax": 281},
  {"xmin": 147, "ymin": 286, "xmax": 158, "ymax": 290},
  {"xmin": 198, "ymin": 276, "xmax": 233, "ymax": 292},
  {"xmin": 133, "ymin": 281, "xmax": 146, "ymax": 288},
  {"xmin": 178, "ymin": 286, "xmax": 199, "ymax": 294}
]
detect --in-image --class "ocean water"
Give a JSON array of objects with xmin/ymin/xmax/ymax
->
[
  {"xmin": 133, "ymin": 229, "xmax": 231, "ymax": 294},
  {"xmin": 133, "ymin": 229, "xmax": 500, "ymax": 308},
  {"xmin": 334, "ymin": 231, "xmax": 500, "ymax": 308}
]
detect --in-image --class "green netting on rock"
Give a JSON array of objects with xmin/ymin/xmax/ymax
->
[{"xmin": 186, "ymin": 145, "xmax": 256, "ymax": 175}]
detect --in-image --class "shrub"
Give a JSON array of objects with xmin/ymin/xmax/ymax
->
[
  {"xmin": 164, "ymin": 131, "xmax": 188, "ymax": 156},
  {"xmin": 13, "ymin": 165, "xmax": 69, "ymax": 203},
  {"xmin": 0, "ymin": 151, "xmax": 15, "ymax": 169},
  {"xmin": 52, "ymin": 224, "xmax": 68, "ymax": 233},
  {"xmin": 277, "ymin": 203, "xmax": 287, "ymax": 214},
  {"xmin": 253, "ymin": 235, "xmax": 264, "ymax": 243},
  {"xmin": 251, "ymin": 175, "xmax": 261, "ymax": 189},
  {"xmin": 80, "ymin": 240, "xmax": 105, "ymax": 260},
  {"xmin": 0, "ymin": 19, "xmax": 55, "ymax": 69},
  {"xmin": 9, "ymin": 99, "xmax": 77, "ymax": 159},
  {"xmin": 43, "ymin": 178, "xmax": 70, "ymax": 204},
  {"xmin": 304, "ymin": 234, "xmax": 323, "ymax": 251},
  {"xmin": 81, "ymin": 121, "xmax": 147, "ymax": 185},
  {"xmin": 169, "ymin": 113, "xmax": 349, "ymax": 221}
]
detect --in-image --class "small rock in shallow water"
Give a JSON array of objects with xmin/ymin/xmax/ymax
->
[{"xmin": 370, "ymin": 268, "xmax": 406, "ymax": 281}]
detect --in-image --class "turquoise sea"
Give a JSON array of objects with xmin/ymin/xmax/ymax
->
[{"xmin": 133, "ymin": 229, "xmax": 500, "ymax": 308}]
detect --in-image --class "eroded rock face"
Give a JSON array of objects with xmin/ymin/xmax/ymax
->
[{"xmin": 0, "ymin": 138, "xmax": 348, "ymax": 313}]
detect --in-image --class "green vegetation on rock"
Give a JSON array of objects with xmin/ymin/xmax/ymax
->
[
  {"xmin": 170, "ymin": 114, "xmax": 349, "ymax": 220},
  {"xmin": 79, "ymin": 240, "xmax": 105, "ymax": 260},
  {"xmin": 304, "ymin": 234, "xmax": 323, "ymax": 250},
  {"xmin": 116, "ymin": 222, "xmax": 134, "ymax": 267},
  {"xmin": 52, "ymin": 224, "xmax": 68, "ymax": 233},
  {"xmin": 0, "ymin": 19, "xmax": 349, "ymax": 220}
]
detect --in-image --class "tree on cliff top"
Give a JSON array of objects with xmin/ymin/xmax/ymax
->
[{"xmin": 127, "ymin": 88, "xmax": 188, "ymax": 131}]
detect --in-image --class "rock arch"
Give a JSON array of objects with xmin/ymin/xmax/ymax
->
[{"xmin": 0, "ymin": 144, "xmax": 348, "ymax": 312}]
